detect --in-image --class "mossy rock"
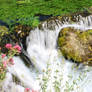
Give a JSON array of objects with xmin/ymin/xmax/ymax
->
[
  {"xmin": 58, "ymin": 27, "xmax": 92, "ymax": 66},
  {"xmin": 0, "ymin": 26, "xmax": 8, "ymax": 41},
  {"xmin": 12, "ymin": 24, "xmax": 32, "ymax": 40},
  {"xmin": 39, "ymin": 11, "xmax": 91, "ymax": 30},
  {"xmin": 0, "ymin": 26, "xmax": 10, "ymax": 53},
  {"xmin": 12, "ymin": 24, "xmax": 32, "ymax": 50}
]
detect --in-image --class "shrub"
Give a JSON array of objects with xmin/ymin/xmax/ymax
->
[{"xmin": 0, "ymin": 43, "xmax": 21, "ymax": 81}]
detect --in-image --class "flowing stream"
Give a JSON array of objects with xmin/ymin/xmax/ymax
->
[{"xmin": 1, "ymin": 15, "xmax": 92, "ymax": 92}]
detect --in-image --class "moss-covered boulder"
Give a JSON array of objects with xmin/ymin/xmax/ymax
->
[{"xmin": 58, "ymin": 27, "xmax": 92, "ymax": 66}]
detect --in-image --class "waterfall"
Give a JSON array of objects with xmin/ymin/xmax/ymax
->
[{"xmin": 1, "ymin": 15, "xmax": 92, "ymax": 92}]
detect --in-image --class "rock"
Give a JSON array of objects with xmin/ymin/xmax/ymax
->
[
  {"xmin": 39, "ymin": 11, "xmax": 92, "ymax": 30},
  {"xmin": 58, "ymin": 27, "xmax": 92, "ymax": 66},
  {"xmin": 13, "ymin": 24, "xmax": 32, "ymax": 50},
  {"xmin": 13, "ymin": 25, "xmax": 33, "ymax": 64},
  {"xmin": 0, "ymin": 26, "xmax": 8, "ymax": 41},
  {"xmin": 14, "ymin": 24, "xmax": 32, "ymax": 39},
  {"xmin": 0, "ymin": 26, "xmax": 10, "ymax": 53}
]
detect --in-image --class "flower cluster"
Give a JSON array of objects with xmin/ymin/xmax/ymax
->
[
  {"xmin": 5, "ymin": 43, "xmax": 21, "ymax": 53},
  {"xmin": 24, "ymin": 88, "xmax": 38, "ymax": 92},
  {"xmin": 0, "ymin": 43, "xmax": 21, "ymax": 81}
]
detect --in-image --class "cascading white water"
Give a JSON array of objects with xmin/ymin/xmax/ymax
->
[{"xmin": 1, "ymin": 15, "xmax": 92, "ymax": 92}]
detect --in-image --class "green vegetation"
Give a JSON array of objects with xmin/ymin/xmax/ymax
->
[{"xmin": 0, "ymin": 0, "xmax": 92, "ymax": 31}]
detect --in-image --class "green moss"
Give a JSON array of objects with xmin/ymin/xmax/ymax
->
[
  {"xmin": 0, "ymin": 26, "xmax": 9, "ymax": 41},
  {"xmin": 58, "ymin": 27, "xmax": 92, "ymax": 65}
]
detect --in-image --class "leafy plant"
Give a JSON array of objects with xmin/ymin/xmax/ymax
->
[{"xmin": 0, "ymin": 43, "xmax": 21, "ymax": 81}]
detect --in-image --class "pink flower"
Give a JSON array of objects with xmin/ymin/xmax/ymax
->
[
  {"xmin": 9, "ymin": 58, "xmax": 14, "ymax": 65},
  {"xmin": 31, "ymin": 90, "xmax": 38, "ymax": 92},
  {"xmin": 5, "ymin": 44, "xmax": 12, "ymax": 49},
  {"xmin": 25, "ymin": 88, "xmax": 30, "ymax": 92},
  {"xmin": 13, "ymin": 45, "xmax": 21, "ymax": 52},
  {"xmin": 1, "ymin": 54, "xmax": 6, "ymax": 58},
  {"xmin": 3, "ymin": 61, "xmax": 7, "ymax": 68}
]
